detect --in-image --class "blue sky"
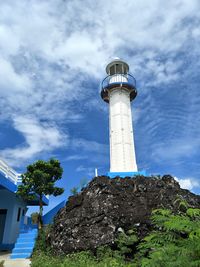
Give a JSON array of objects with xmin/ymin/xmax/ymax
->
[{"xmin": 0, "ymin": 0, "xmax": 200, "ymax": 214}]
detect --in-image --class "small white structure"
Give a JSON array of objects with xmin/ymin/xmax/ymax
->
[{"xmin": 101, "ymin": 59, "xmax": 144, "ymax": 177}]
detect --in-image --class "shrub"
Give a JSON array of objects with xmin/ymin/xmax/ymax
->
[
  {"xmin": 115, "ymin": 228, "xmax": 138, "ymax": 256},
  {"xmin": 31, "ymin": 206, "xmax": 200, "ymax": 267},
  {"xmin": 33, "ymin": 225, "xmax": 52, "ymax": 254},
  {"xmin": 31, "ymin": 251, "xmax": 62, "ymax": 267},
  {"xmin": 136, "ymin": 207, "xmax": 200, "ymax": 267}
]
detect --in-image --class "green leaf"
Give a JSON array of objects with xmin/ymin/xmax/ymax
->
[
  {"xmin": 186, "ymin": 208, "xmax": 200, "ymax": 219},
  {"xmin": 17, "ymin": 158, "xmax": 64, "ymax": 227}
]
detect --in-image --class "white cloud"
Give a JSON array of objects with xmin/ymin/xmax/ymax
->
[
  {"xmin": 152, "ymin": 138, "xmax": 200, "ymax": 162},
  {"xmin": 174, "ymin": 177, "xmax": 200, "ymax": 191},
  {"xmin": 64, "ymin": 155, "xmax": 88, "ymax": 161},
  {"xmin": 0, "ymin": 116, "xmax": 67, "ymax": 166},
  {"xmin": 1, "ymin": 0, "xmax": 199, "ymax": 79},
  {"xmin": 0, "ymin": 57, "xmax": 32, "ymax": 94},
  {"xmin": 0, "ymin": 25, "xmax": 20, "ymax": 56},
  {"xmin": 70, "ymin": 138, "xmax": 109, "ymax": 166},
  {"xmin": 76, "ymin": 165, "xmax": 95, "ymax": 177},
  {"xmin": 0, "ymin": 0, "xmax": 200, "ymax": 167},
  {"xmin": 71, "ymin": 138, "xmax": 108, "ymax": 154}
]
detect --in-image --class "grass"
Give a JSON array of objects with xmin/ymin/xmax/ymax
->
[
  {"xmin": 31, "ymin": 227, "xmax": 136, "ymax": 267},
  {"xmin": 31, "ymin": 250, "xmax": 133, "ymax": 267}
]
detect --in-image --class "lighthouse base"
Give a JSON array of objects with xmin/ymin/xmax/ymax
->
[{"xmin": 107, "ymin": 171, "xmax": 146, "ymax": 178}]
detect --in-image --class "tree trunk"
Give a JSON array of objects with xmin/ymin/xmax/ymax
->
[{"xmin": 38, "ymin": 195, "xmax": 43, "ymax": 229}]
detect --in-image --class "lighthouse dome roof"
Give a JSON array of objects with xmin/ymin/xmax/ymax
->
[{"xmin": 106, "ymin": 58, "xmax": 129, "ymax": 74}]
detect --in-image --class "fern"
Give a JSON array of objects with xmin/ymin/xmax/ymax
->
[
  {"xmin": 151, "ymin": 209, "xmax": 172, "ymax": 226},
  {"xmin": 163, "ymin": 215, "xmax": 194, "ymax": 233},
  {"xmin": 115, "ymin": 229, "xmax": 138, "ymax": 255},
  {"xmin": 186, "ymin": 208, "xmax": 200, "ymax": 219},
  {"xmin": 173, "ymin": 197, "xmax": 189, "ymax": 212},
  {"xmin": 135, "ymin": 207, "xmax": 200, "ymax": 267},
  {"xmin": 152, "ymin": 209, "xmax": 172, "ymax": 217}
]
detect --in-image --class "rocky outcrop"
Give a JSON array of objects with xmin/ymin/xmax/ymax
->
[{"xmin": 47, "ymin": 175, "xmax": 200, "ymax": 254}]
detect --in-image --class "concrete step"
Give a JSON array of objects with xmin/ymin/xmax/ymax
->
[
  {"xmin": 15, "ymin": 242, "xmax": 34, "ymax": 248},
  {"xmin": 20, "ymin": 230, "xmax": 37, "ymax": 234},
  {"xmin": 20, "ymin": 230, "xmax": 38, "ymax": 235},
  {"xmin": 12, "ymin": 247, "xmax": 33, "ymax": 254},
  {"xmin": 19, "ymin": 229, "xmax": 38, "ymax": 234},
  {"xmin": 18, "ymin": 234, "xmax": 37, "ymax": 239},
  {"xmin": 10, "ymin": 229, "xmax": 38, "ymax": 259},
  {"xmin": 10, "ymin": 253, "xmax": 31, "ymax": 259},
  {"xmin": 17, "ymin": 238, "xmax": 35, "ymax": 243}
]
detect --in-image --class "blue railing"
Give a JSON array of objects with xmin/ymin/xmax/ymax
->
[{"xmin": 101, "ymin": 73, "xmax": 136, "ymax": 90}]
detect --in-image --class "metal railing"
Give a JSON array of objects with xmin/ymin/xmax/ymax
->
[
  {"xmin": 0, "ymin": 158, "xmax": 21, "ymax": 185},
  {"xmin": 101, "ymin": 73, "xmax": 136, "ymax": 90}
]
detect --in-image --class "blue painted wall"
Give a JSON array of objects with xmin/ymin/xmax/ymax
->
[
  {"xmin": 43, "ymin": 200, "xmax": 66, "ymax": 225},
  {"xmin": 0, "ymin": 165, "xmax": 49, "ymax": 251},
  {"xmin": 0, "ymin": 189, "xmax": 26, "ymax": 249},
  {"xmin": 107, "ymin": 171, "xmax": 147, "ymax": 178},
  {"xmin": 0, "ymin": 172, "xmax": 17, "ymax": 192}
]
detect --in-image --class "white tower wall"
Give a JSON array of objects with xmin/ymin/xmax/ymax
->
[{"xmin": 109, "ymin": 87, "xmax": 138, "ymax": 172}]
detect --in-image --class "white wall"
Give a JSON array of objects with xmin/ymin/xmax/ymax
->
[
  {"xmin": 0, "ymin": 189, "xmax": 26, "ymax": 245},
  {"xmin": 109, "ymin": 87, "xmax": 138, "ymax": 172}
]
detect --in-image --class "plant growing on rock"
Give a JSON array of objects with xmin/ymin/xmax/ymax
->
[
  {"xmin": 31, "ymin": 205, "xmax": 200, "ymax": 267},
  {"xmin": 136, "ymin": 207, "xmax": 200, "ymax": 267},
  {"xmin": 70, "ymin": 186, "xmax": 79, "ymax": 195},
  {"xmin": 70, "ymin": 178, "xmax": 89, "ymax": 196},
  {"xmin": 116, "ymin": 228, "xmax": 138, "ymax": 256},
  {"xmin": 47, "ymin": 175, "xmax": 200, "ymax": 255}
]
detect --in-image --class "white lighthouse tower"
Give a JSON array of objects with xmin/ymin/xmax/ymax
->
[{"xmin": 101, "ymin": 58, "xmax": 145, "ymax": 177}]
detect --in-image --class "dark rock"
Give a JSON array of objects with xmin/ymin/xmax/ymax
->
[{"xmin": 47, "ymin": 175, "xmax": 200, "ymax": 255}]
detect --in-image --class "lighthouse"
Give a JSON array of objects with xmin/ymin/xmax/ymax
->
[{"xmin": 101, "ymin": 58, "xmax": 145, "ymax": 177}]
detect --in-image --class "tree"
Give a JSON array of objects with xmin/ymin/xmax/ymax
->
[
  {"xmin": 17, "ymin": 158, "xmax": 64, "ymax": 229},
  {"xmin": 70, "ymin": 178, "xmax": 88, "ymax": 196},
  {"xmin": 31, "ymin": 212, "xmax": 39, "ymax": 224},
  {"xmin": 70, "ymin": 187, "xmax": 79, "ymax": 196}
]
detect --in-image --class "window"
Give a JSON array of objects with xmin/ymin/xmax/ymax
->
[
  {"xmin": 17, "ymin": 208, "xmax": 21, "ymax": 222},
  {"xmin": 123, "ymin": 66, "xmax": 128, "ymax": 74},
  {"xmin": 109, "ymin": 65, "xmax": 115, "ymax": 75},
  {"xmin": 116, "ymin": 64, "xmax": 122, "ymax": 74}
]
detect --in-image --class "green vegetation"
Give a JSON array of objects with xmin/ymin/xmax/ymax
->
[
  {"xmin": 70, "ymin": 186, "xmax": 79, "ymax": 196},
  {"xmin": 17, "ymin": 158, "xmax": 64, "ymax": 229},
  {"xmin": 31, "ymin": 248, "xmax": 133, "ymax": 267},
  {"xmin": 70, "ymin": 178, "xmax": 89, "ymax": 196},
  {"xmin": 31, "ymin": 212, "xmax": 39, "ymax": 224},
  {"xmin": 0, "ymin": 260, "xmax": 4, "ymax": 267},
  {"xmin": 137, "ymin": 207, "xmax": 200, "ymax": 267},
  {"xmin": 31, "ymin": 205, "xmax": 200, "ymax": 267}
]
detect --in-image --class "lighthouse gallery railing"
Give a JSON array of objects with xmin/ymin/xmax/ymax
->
[{"xmin": 101, "ymin": 73, "xmax": 136, "ymax": 90}]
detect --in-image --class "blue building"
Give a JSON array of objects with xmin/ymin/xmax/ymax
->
[{"xmin": 0, "ymin": 159, "xmax": 49, "ymax": 252}]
